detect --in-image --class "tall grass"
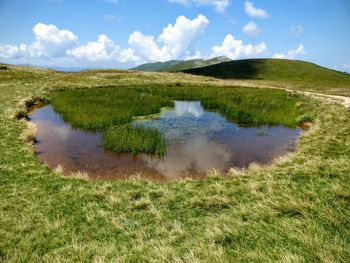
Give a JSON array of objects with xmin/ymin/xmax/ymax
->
[
  {"xmin": 102, "ymin": 125, "xmax": 166, "ymax": 157},
  {"xmin": 51, "ymin": 85, "xmax": 305, "ymax": 128},
  {"xmin": 51, "ymin": 87, "xmax": 173, "ymax": 130},
  {"xmin": 50, "ymin": 84, "xmax": 308, "ymax": 155}
]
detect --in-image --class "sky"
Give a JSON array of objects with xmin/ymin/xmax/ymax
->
[{"xmin": 0, "ymin": 0, "xmax": 349, "ymax": 71}]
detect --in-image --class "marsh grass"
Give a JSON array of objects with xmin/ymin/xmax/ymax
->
[
  {"xmin": 50, "ymin": 87, "xmax": 173, "ymax": 130},
  {"xmin": 103, "ymin": 125, "xmax": 166, "ymax": 157},
  {"xmin": 51, "ymin": 85, "xmax": 306, "ymax": 129},
  {"xmin": 50, "ymin": 85, "xmax": 308, "ymax": 155}
]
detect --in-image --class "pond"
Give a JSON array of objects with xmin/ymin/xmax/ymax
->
[{"xmin": 29, "ymin": 101, "xmax": 302, "ymax": 180}]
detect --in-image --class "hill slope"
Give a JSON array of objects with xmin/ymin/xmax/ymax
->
[
  {"xmin": 131, "ymin": 56, "xmax": 231, "ymax": 72},
  {"xmin": 183, "ymin": 59, "xmax": 350, "ymax": 91}
]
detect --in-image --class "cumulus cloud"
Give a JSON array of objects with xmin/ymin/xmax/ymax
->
[
  {"xmin": 242, "ymin": 21, "xmax": 261, "ymax": 37},
  {"xmin": 30, "ymin": 23, "xmax": 78, "ymax": 57},
  {"xmin": 211, "ymin": 34, "xmax": 267, "ymax": 59},
  {"xmin": 290, "ymin": 25, "xmax": 304, "ymax": 37},
  {"xmin": 169, "ymin": 0, "xmax": 230, "ymax": 13},
  {"xmin": 0, "ymin": 44, "xmax": 28, "ymax": 59},
  {"xmin": 273, "ymin": 44, "xmax": 305, "ymax": 59},
  {"xmin": 0, "ymin": 18, "xmax": 209, "ymax": 67},
  {"xmin": 184, "ymin": 50, "xmax": 202, "ymax": 60},
  {"xmin": 119, "ymin": 48, "xmax": 141, "ymax": 63},
  {"xmin": 129, "ymin": 14, "xmax": 209, "ymax": 62},
  {"xmin": 67, "ymin": 34, "xmax": 120, "ymax": 61},
  {"xmin": 0, "ymin": 16, "xmax": 273, "ymax": 68},
  {"xmin": 244, "ymin": 1, "xmax": 269, "ymax": 18},
  {"xmin": 0, "ymin": 23, "xmax": 78, "ymax": 59},
  {"xmin": 67, "ymin": 34, "xmax": 142, "ymax": 63},
  {"xmin": 0, "ymin": 22, "xmax": 142, "ymax": 66}
]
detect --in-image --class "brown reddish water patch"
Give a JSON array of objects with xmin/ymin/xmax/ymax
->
[{"xmin": 29, "ymin": 102, "xmax": 302, "ymax": 181}]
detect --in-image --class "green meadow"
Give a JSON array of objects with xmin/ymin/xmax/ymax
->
[{"xmin": 0, "ymin": 63, "xmax": 349, "ymax": 262}]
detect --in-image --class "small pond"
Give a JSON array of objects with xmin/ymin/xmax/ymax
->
[{"xmin": 29, "ymin": 101, "xmax": 302, "ymax": 180}]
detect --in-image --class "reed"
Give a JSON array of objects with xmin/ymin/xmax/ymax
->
[{"xmin": 102, "ymin": 125, "xmax": 166, "ymax": 157}]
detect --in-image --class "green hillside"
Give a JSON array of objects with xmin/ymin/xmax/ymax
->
[
  {"xmin": 183, "ymin": 59, "xmax": 350, "ymax": 93},
  {"xmin": 131, "ymin": 56, "xmax": 231, "ymax": 72}
]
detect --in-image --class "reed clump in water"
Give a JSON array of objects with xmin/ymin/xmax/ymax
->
[{"xmin": 102, "ymin": 125, "xmax": 166, "ymax": 157}]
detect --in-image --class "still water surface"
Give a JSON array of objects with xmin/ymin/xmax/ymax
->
[{"xmin": 29, "ymin": 101, "xmax": 302, "ymax": 180}]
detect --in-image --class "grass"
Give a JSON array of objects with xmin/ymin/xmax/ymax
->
[
  {"xmin": 103, "ymin": 125, "xmax": 166, "ymax": 157},
  {"xmin": 130, "ymin": 56, "xmax": 231, "ymax": 72},
  {"xmin": 50, "ymin": 84, "xmax": 308, "ymax": 155},
  {"xmin": 51, "ymin": 85, "xmax": 306, "ymax": 128},
  {"xmin": 184, "ymin": 59, "xmax": 350, "ymax": 96},
  {"xmin": 0, "ymin": 63, "xmax": 349, "ymax": 262},
  {"xmin": 50, "ymin": 87, "xmax": 173, "ymax": 130}
]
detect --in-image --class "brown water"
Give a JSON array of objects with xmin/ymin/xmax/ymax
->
[{"xmin": 29, "ymin": 101, "xmax": 302, "ymax": 181}]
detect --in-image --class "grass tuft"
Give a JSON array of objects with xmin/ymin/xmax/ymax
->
[{"xmin": 102, "ymin": 124, "xmax": 166, "ymax": 157}]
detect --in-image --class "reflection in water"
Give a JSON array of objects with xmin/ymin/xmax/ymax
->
[
  {"xmin": 174, "ymin": 101, "xmax": 204, "ymax": 117},
  {"xmin": 29, "ymin": 101, "xmax": 302, "ymax": 181}
]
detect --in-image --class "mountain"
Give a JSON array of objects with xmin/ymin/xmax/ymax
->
[
  {"xmin": 182, "ymin": 58, "xmax": 350, "ymax": 89},
  {"xmin": 130, "ymin": 56, "xmax": 231, "ymax": 72}
]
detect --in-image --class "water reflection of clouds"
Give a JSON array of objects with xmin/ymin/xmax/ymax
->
[
  {"xmin": 143, "ymin": 137, "xmax": 232, "ymax": 178},
  {"xmin": 174, "ymin": 101, "xmax": 204, "ymax": 118},
  {"xmin": 36, "ymin": 119, "xmax": 74, "ymax": 142}
]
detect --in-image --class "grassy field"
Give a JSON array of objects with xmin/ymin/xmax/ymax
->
[
  {"xmin": 0, "ymin": 64, "xmax": 350, "ymax": 262},
  {"xmin": 183, "ymin": 59, "xmax": 350, "ymax": 96}
]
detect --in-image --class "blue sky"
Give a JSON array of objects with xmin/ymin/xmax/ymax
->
[{"xmin": 0, "ymin": 0, "xmax": 349, "ymax": 71}]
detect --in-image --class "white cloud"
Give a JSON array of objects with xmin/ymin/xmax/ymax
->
[
  {"xmin": 0, "ymin": 23, "xmax": 77, "ymax": 59},
  {"xmin": 67, "ymin": 34, "xmax": 142, "ymax": 63},
  {"xmin": 184, "ymin": 50, "xmax": 202, "ymax": 60},
  {"xmin": 244, "ymin": 1, "xmax": 269, "ymax": 18},
  {"xmin": 169, "ymin": 0, "xmax": 230, "ymax": 13},
  {"xmin": 211, "ymin": 34, "xmax": 267, "ymax": 60},
  {"xmin": 67, "ymin": 34, "xmax": 120, "ymax": 61},
  {"xmin": 29, "ymin": 23, "xmax": 78, "ymax": 57},
  {"xmin": 242, "ymin": 21, "xmax": 261, "ymax": 37},
  {"xmin": 273, "ymin": 44, "xmax": 305, "ymax": 59},
  {"xmin": 129, "ymin": 31, "xmax": 170, "ymax": 61},
  {"xmin": 118, "ymin": 48, "xmax": 141, "ymax": 63},
  {"xmin": 290, "ymin": 25, "xmax": 304, "ymax": 37},
  {"xmin": 0, "ymin": 44, "xmax": 27, "ymax": 59},
  {"xmin": 0, "ymin": 18, "xmax": 209, "ymax": 67},
  {"xmin": 129, "ymin": 14, "xmax": 209, "ymax": 62}
]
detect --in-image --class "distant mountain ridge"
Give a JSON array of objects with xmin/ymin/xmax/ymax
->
[{"xmin": 130, "ymin": 56, "xmax": 231, "ymax": 72}]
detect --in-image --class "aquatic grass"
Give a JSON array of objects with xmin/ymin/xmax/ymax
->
[
  {"xmin": 50, "ymin": 84, "xmax": 308, "ymax": 156},
  {"xmin": 102, "ymin": 125, "xmax": 166, "ymax": 157},
  {"xmin": 51, "ymin": 87, "xmax": 174, "ymax": 130},
  {"xmin": 51, "ymin": 85, "xmax": 305, "ymax": 129}
]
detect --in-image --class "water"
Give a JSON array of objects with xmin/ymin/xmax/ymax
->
[{"xmin": 29, "ymin": 101, "xmax": 302, "ymax": 181}]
